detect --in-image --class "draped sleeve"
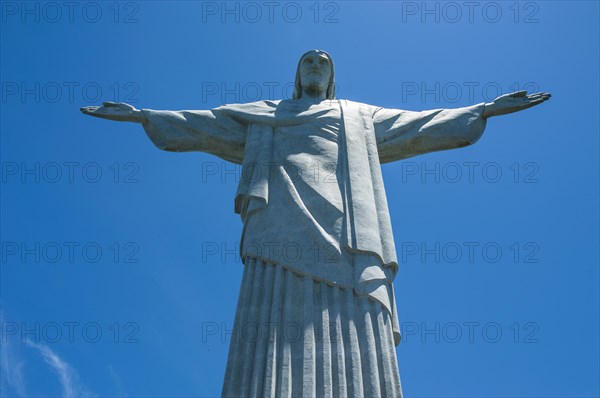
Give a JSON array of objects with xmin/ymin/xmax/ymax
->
[
  {"xmin": 140, "ymin": 106, "xmax": 249, "ymax": 164},
  {"xmin": 373, "ymin": 103, "xmax": 488, "ymax": 164}
]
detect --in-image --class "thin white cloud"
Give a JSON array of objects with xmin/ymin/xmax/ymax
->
[
  {"xmin": 0, "ymin": 339, "xmax": 28, "ymax": 397},
  {"xmin": 0, "ymin": 310, "xmax": 28, "ymax": 397},
  {"xmin": 1, "ymin": 307, "xmax": 94, "ymax": 397},
  {"xmin": 24, "ymin": 340, "xmax": 93, "ymax": 398},
  {"xmin": 108, "ymin": 364, "xmax": 128, "ymax": 397}
]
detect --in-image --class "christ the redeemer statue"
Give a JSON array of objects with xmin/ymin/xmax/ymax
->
[{"xmin": 81, "ymin": 50, "xmax": 550, "ymax": 397}]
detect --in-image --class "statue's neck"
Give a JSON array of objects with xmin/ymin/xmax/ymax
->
[{"xmin": 301, "ymin": 87, "xmax": 327, "ymax": 102}]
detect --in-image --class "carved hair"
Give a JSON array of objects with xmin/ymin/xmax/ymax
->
[{"xmin": 292, "ymin": 50, "xmax": 336, "ymax": 100}]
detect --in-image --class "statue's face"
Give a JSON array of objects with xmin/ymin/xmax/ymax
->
[{"xmin": 299, "ymin": 52, "xmax": 332, "ymax": 96}]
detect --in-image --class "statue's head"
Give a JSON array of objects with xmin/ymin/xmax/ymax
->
[{"xmin": 292, "ymin": 50, "xmax": 336, "ymax": 100}]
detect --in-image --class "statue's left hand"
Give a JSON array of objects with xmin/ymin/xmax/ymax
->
[{"xmin": 483, "ymin": 90, "xmax": 551, "ymax": 118}]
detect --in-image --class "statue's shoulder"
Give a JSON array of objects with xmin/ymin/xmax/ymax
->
[
  {"xmin": 254, "ymin": 99, "xmax": 282, "ymax": 107},
  {"xmin": 337, "ymin": 98, "xmax": 363, "ymax": 105},
  {"xmin": 217, "ymin": 100, "xmax": 280, "ymax": 116},
  {"xmin": 336, "ymin": 99, "xmax": 379, "ymax": 116}
]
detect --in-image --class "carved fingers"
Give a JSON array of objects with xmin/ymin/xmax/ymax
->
[{"xmin": 80, "ymin": 102, "xmax": 141, "ymax": 122}]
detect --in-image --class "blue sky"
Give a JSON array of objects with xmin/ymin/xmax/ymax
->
[{"xmin": 1, "ymin": 1, "xmax": 598, "ymax": 397}]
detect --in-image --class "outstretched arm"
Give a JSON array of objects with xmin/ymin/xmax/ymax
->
[
  {"xmin": 374, "ymin": 102, "xmax": 488, "ymax": 163},
  {"xmin": 374, "ymin": 90, "xmax": 551, "ymax": 164},
  {"xmin": 81, "ymin": 102, "xmax": 248, "ymax": 164}
]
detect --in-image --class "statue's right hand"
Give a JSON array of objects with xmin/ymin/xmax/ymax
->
[{"xmin": 80, "ymin": 102, "xmax": 146, "ymax": 123}]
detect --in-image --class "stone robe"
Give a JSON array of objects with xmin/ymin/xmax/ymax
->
[
  {"xmin": 141, "ymin": 98, "xmax": 486, "ymax": 339},
  {"xmin": 140, "ymin": 99, "xmax": 487, "ymax": 396}
]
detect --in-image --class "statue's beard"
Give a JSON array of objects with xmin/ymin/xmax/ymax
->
[{"xmin": 303, "ymin": 82, "xmax": 327, "ymax": 98}]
